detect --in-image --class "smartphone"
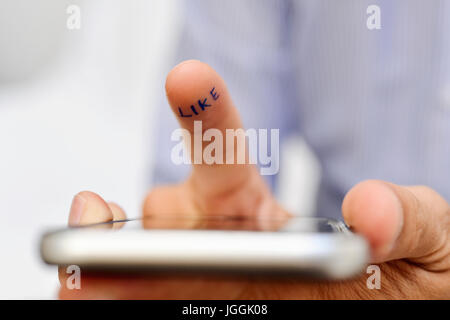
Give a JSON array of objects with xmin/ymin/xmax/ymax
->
[{"xmin": 40, "ymin": 216, "xmax": 368, "ymax": 279}]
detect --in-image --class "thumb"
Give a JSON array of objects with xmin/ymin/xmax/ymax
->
[{"xmin": 342, "ymin": 180, "xmax": 450, "ymax": 269}]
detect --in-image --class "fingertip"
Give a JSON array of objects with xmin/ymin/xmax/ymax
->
[
  {"xmin": 342, "ymin": 180, "xmax": 403, "ymax": 260},
  {"xmin": 107, "ymin": 202, "xmax": 126, "ymax": 219},
  {"xmin": 68, "ymin": 191, "xmax": 113, "ymax": 226},
  {"xmin": 107, "ymin": 202, "xmax": 127, "ymax": 229},
  {"xmin": 165, "ymin": 59, "xmax": 210, "ymax": 98},
  {"xmin": 165, "ymin": 60, "xmax": 232, "ymax": 130}
]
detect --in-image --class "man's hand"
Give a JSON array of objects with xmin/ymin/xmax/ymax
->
[{"xmin": 59, "ymin": 60, "xmax": 450, "ymax": 299}]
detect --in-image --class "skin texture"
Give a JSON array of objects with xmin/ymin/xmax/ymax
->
[{"xmin": 59, "ymin": 60, "xmax": 450, "ymax": 299}]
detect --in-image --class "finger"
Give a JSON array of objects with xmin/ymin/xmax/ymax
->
[
  {"xmin": 342, "ymin": 180, "xmax": 450, "ymax": 267},
  {"xmin": 107, "ymin": 202, "xmax": 126, "ymax": 220},
  {"xmin": 60, "ymin": 195, "xmax": 125, "ymax": 287},
  {"xmin": 165, "ymin": 60, "xmax": 264, "ymax": 197},
  {"xmin": 68, "ymin": 191, "xmax": 113, "ymax": 226},
  {"xmin": 107, "ymin": 202, "xmax": 127, "ymax": 229},
  {"xmin": 61, "ymin": 192, "xmax": 115, "ymax": 288}
]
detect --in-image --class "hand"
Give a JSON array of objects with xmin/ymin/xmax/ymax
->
[{"xmin": 59, "ymin": 60, "xmax": 450, "ymax": 299}]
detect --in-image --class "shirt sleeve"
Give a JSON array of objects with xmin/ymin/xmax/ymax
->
[{"xmin": 151, "ymin": 0, "xmax": 300, "ymax": 190}]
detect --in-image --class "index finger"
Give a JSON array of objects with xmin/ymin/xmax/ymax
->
[{"xmin": 165, "ymin": 60, "xmax": 265, "ymax": 198}]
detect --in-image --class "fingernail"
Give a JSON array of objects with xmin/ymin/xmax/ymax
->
[{"xmin": 69, "ymin": 194, "xmax": 86, "ymax": 226}]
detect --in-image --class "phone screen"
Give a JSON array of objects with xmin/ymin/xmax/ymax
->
[{"xmin": 75, "ymin": 216, "xmax": 349, "ymax": 234}]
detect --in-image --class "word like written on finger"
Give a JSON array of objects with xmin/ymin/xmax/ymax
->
[
  {"xmin": 177, "ymin": 87, "xmax": 220, "ymax": 118},
  {"xmin": 172, "ymin": 87, "xmax": 279, "ymax": 175}
]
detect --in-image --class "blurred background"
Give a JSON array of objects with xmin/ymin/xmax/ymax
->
[{"xmin": 0, "ymin": 0, "xmax": 318, "ymax": 298}]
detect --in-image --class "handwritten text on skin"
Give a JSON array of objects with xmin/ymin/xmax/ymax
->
[
  {"xmin": 172, "ymin": 86, "xmax": 279, "ymax": 175},
  {"xmin": 178, "ymin": 87, "xmax": 220, "ymax": 118}
]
